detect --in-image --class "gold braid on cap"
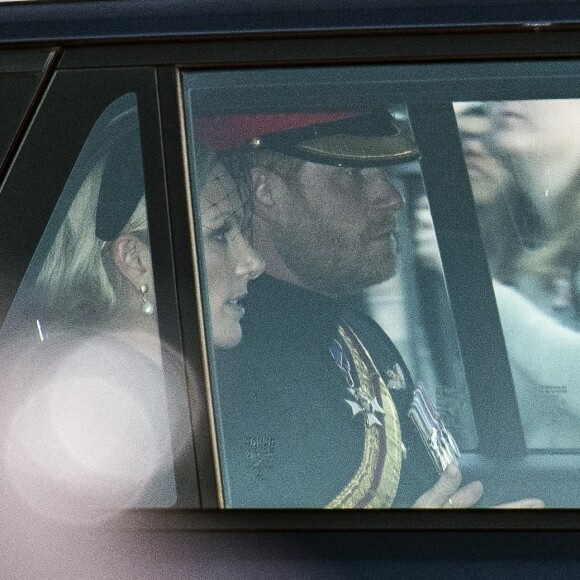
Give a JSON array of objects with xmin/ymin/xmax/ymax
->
[
  {"xmin": 249, "ymin": 112, "xmax": 420, "ymax": 167},
  {"xmin": 298, "ymin": 133, "xmax": 419, "ymax": 166}
]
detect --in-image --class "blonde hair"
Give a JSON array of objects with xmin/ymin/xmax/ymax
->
[
  {"xmin": 519, "ymin": 174, "xmax": 580, "ymax": 289},
  {"xmin": 34, "ymin": 153, "xmax": 149, "ymax": 327},
  {"xmin": 34, "ymin": 131, "xmax": 221, "ymax": 328}
]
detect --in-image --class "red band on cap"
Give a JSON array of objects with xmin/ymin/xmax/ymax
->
[{"xmin": 194, "ymin": 112, "xmax": 358, "ymax": 151}]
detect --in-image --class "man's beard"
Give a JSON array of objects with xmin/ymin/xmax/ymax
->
[{"xmin": 272, "ymin": 209, "xmax": 397, "ymax": 297}]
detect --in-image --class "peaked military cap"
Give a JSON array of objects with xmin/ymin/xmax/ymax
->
[{"xmin": 194, "ymin": 110, "xmax": 420, "ymax": 167}]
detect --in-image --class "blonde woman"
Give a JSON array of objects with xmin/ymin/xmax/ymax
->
[
  {"xmin": 2, "ymin": 100, "xmax": 263, "ymax": 522},
  {"xmin": 491, "ymin": 99, "xmax": 580, "ymax": 330}
]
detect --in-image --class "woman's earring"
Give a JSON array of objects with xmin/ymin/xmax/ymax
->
[{"xmin": 140, "ymin": 284, "xmax": 155, "ymax": 315}]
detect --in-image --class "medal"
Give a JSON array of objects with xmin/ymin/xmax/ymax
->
[
  {"xmin": 386, "ymin": 362, "xmax": 406, "ymax": 390},
  {"xmin": 408, "ymin": 382, "xmax": 460, "ymax": 474},
  {"xmin": 330, "ymin": 338, "xmax": 385, "ymax": 426}
]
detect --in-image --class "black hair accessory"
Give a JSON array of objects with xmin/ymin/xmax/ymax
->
[{"xmin": 95, "ymin": 127, "xmax": 145, "ymax": 241}]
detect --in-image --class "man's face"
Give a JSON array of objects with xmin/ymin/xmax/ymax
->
[{"xmin": 271, "ymin": 161, "xmax": 405, "ymax": 296}]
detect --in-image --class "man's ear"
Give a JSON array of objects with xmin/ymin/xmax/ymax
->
[
  {"xmin": 111, "ymin": 234, "xmax": 150, "ymax": 290},
  {"xmin": 251, "ymin": 166, "xmax": 288, "ymax": 222}
]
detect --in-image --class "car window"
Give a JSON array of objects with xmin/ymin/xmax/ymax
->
[
  {"xmin": 1, "ymin": 55, "xmax": 579, "ymax": 518},
  {"xmin": 182, "ymin": 68, "xmax": 476, "ymax": 508},
  {"xmin": 0, "ymin": 88, "xmax": 200, "ymax": 522},
  {"xmin": 0, "ymin": 51, "xmax": 54, "ymax": 172},
  {"xmin": 454, "ymin": 99, "xmax": 580, "ymax": 451}
]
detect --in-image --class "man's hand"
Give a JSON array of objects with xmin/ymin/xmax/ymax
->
[
  {"xmin": 413, "ymin": 463, "xmax": 482, "ymax": 508},
  {"xmin": 413, "ymin": 464, "xmax": 544, "ymax": 508}
]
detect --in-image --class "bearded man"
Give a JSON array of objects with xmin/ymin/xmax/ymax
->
[{"xmin": 198, "ymin": 111, "xmax": 542, "ymax": 509}]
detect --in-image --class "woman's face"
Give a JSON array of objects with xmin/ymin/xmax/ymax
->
[
  {"xmin": 201, "ymin": 163, "xmax": 264, "ymax": 348},
  {"xmin": 454, "ymin": 102, "xmax": 510, "ymax": 206},
  {"xmin": 490, "ymin": 99, "xmax": 580, "ymax": 217}
]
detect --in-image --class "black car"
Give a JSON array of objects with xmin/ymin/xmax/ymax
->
[{"xmin": 0, "ymin": 0, "xmax": 579, "ymax": 576}]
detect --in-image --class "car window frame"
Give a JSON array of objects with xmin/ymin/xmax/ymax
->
[
  {"xmin": 176, "ymin": 58, "xmax": 580, "ymax": 512},
  {"xmin": 1, "ymin": 27, "xmax": 580, "ymax": 528},
  {"xmin": 0, "ymin": 65, "xmax": 203, "ymax": 508}
]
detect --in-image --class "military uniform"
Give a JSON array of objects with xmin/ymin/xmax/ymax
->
[{"xmin": 215, "ymin": 275, "xmax": 437, "ymax": 508}]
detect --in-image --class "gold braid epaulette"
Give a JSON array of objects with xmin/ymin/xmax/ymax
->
[{"xmin": 326, "ymin": 324, "xmax": 403, "ymax": 508}]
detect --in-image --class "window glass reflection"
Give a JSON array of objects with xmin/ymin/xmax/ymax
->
[
  {"xmin": 0, "ymin": 94, "xmax": 182, "ymax": 523},
  {"xmin": 184, "ymin": 73, "xmax": 478, "ymax": 508},
  {"xmin": 455, "ymin": 99, "xmax": 580, "ymax": 449}
]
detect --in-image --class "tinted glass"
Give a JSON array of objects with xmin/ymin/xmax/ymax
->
[
  {"xmin": 0, "ymin": 50, "xmax": 53, "ymax": 173},
  {"xmin": 0, "ymin": 94, "xmax": 185, "ymax": 523},
  {"xmin": 183, "ymin": 69, "xmax": 476, "ymax": 508},
  {"xmin": 0, "ymin": 74, "xmax": 43, "ymax": 168},
  {"xmin": 454, "ymin": 99, "xmax": 580, "ymax": 450}
]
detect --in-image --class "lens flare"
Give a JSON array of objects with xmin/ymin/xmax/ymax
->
[{"xmin": 4, "ymin": 334, "xmax": 181, "ymax": 524}]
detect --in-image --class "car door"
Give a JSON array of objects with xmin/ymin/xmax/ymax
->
[
  {"xmin": 180, "ymin": 60, "xmax": 580, "ymax": 509},
  {"xmin": 0, "ymin": 66, "xmax": 203, "ymax": 524}
]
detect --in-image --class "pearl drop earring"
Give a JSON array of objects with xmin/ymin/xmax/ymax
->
[{"xmin": 140, "ymin": 284, "xmax": 155, "ymax": 315}]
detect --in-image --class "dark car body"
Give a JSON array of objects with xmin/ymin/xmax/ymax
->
[{"xmin": 1, "ymin": 0, "xmax": 580, "ymax": 576}]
